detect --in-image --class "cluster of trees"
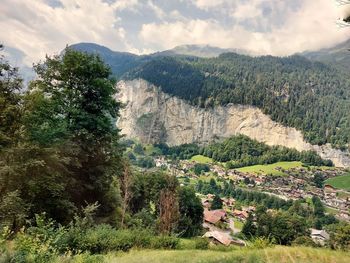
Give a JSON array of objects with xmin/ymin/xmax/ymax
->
[
  {"xmin": 242, "ymin": 196, "xmax": 339, "ymax": 246},
  {"xmin": 0, "ymin": 48, "xmax": 203, "ymax": 239},
  {"xmin": 154, "ymin": 135, "xmax": 331, "ymax": 167},
  {"xmin": 1, "ymin": 48, "xmax": 122, "ymax": 227},
  {"xmin": 196, "ymin": 178, "xmax": 293, "ymax": 210},
  {"xmin": 129, "ymin": 55, "xmax": 350, "ymax": 149},
  {"xmin": 201, "ymin": 135, "xmax": 333, "ymax": 167},
  {"xmin": 155, "ymin": 143, "xmax": 200, "ymax": 160}
]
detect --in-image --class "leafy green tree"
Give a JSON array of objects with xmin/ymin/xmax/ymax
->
[
  {"xmin": 26, "ymin": 48, "xmax": 123, "ymax": 220},
  {"xmin": 211, "ymin": 195, "xmax": 223, "ymax": 210},
  {"xmin": 177, "ymin": 187, "xmax": 203, "ymax": 237},
  {"xmin": 242, "ymin": 213, "xmax": 256, "ymax": 237},
  {"xmin": 313, "ymin": 173, "xmax": 324, "ymax": 188},
  {"xmin": 329, "ymin": 223, "xmax": 350, "ymax": 250},
  {"xmin": 193, "ymin": 163, "xmax": 210, "ymax": 175}
]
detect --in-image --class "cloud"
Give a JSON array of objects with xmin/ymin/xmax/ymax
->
[
  {"xmin": 0, "ymin": 0, "xmax": 137, "ymax": 66},
  {"xmin": 140, "ymin": 0, "xmax": 350, "ymax": 55}
]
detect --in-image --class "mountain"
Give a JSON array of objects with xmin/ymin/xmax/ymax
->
[
  {"xmin": 126, "ymin": 54, "xmax": 350, "ymax": 149},
  {"xmin": 116, "ymin": 79, "xmax": 350, "ymax": 167},
  {"xmin": 152, "ymin": 44, "xmax": 250, "ymax": 58},
  {"xmin": 69, "ymin": 43, "xmax": 141, "ymax": 77},
  {"xmin": 69, "ymin": 42, "xmax": 350, "ymax": 163},
  {"xmin": 301, "ymin": 39, "xmax": 350, "ymax": 72}
]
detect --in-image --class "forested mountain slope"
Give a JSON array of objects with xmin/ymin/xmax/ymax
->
[
  {"xmin": 126, "ymin": 54, "xmax": 350, "ymax": 150},
  {"xmin": 71, "ymin": 43, "xmax": 350, "ymax": 151},
  {"xmin": 302, "ymin": 38, "xmax": 350, "ymax": 72}
]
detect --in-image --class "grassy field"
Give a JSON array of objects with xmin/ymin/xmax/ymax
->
[
  {"xmin": 86, "ymin": 246, "xmax": 350, "ymax": 263},
  {"xmin": 325, "ymin": 173, "xmax": 350, "ymax": 191},
  {"xmin": 190, "ymin": 155, "xmax": 213, "ymax": 164},
  {"xmin": 236, "ymin": 161, "xmax": 303, "ymax": 176}
]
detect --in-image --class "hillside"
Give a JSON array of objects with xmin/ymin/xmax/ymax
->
[
  {"xmin": 116, "ymin": 79, "xmax": 350, "ymax": 167},
  {"xmin": 302, "ymin": 39, "xmax": 350, "ymax": 73},
  {"xmin": 70, "ymin": 42, "xmax": 350, "ymax": 163},
  {"xmin": 126, "ymin": 54, "xmax": 350, "ymax": 149}
]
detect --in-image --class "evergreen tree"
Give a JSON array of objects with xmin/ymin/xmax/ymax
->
[{"xmin": 211, "ymin": 195, "xmax": 223, "ymax": 210}]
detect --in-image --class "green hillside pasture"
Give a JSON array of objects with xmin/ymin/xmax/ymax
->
[
  {"xmin": 97, "ymin": 246, "xmax": 350, "ymax": 263},
  {"xmin": 325, "ymin": 173, "xmax": 350, "ymax": 191},
  {"xmin": 236, "ymin": 161, "xmax": 303, "ymax": 176},
  {"xmin": 190, "ymin": 155, "xmax": 213, "ymax": 164}
]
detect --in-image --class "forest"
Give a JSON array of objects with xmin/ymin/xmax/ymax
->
[
  {"xmin": 156, "ymin": 135, "xmax": 332, "ymax": 168},
  {"xmin": 127, "ymin": 54, "xmax": 350, "ymax": 150}
]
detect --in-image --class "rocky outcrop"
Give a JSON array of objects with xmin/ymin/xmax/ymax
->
[{"xmin": 116, "ymin": 79, "xmax": 350, "ymax": 168}]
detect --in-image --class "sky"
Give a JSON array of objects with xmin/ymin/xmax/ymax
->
[{"xmin": 1, "ymin": 0, "xmax": 350, "ymax": 69}]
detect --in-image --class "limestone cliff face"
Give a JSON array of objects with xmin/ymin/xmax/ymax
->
[{"xmin": 116, "ymin": 79, "xmax": 350, "ymax": 168}]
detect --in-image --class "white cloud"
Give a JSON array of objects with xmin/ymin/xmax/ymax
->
[
  {"xmin": 0, "ymin": 0, "xmax": 135, "ymax": 66},
  {"xmin": 140, "ymin": 0, "xmax": 350, "ymax": 55},
  {"xmin": 111, "ymin": 0, "xmax": 139, "ymax": 11},
  {"xmin": 192, "ymin": 0, "xmax": 228, "ymax": 10}
]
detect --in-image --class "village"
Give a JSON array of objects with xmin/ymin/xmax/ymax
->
[{"xmin": 153, "ymin": 155, "xmax": 350, "ymax": 246}]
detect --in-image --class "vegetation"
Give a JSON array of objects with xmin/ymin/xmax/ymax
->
[
  {"xmin": 237, "ymin": 161, "xmax": 303, "ymax": 176},
  {"xmin": 201, "ymin": 135, "xmax": 332, "ymax": 168},
  {"xmin": 128, "ymin": 55, "xmax": 350, "ymax": 149},
  {"xmin": 190, "ymin": 155, "xmax": 213, "ymax": 164},
  {"xmin": 325, "ymin": 173, "xmax": 350, "ymax": 191}
]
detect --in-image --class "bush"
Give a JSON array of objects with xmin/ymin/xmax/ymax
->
[
  {"xmin": 194, "ymin": 237, "xmax": 209, "ymax": 250},
  {"xmin": 151, "ymin": 235, "xmax": 179, "ymax": 249},
  {"xmin": 292, "ymin": 236, "xmax": 318, "ymax": 247},
  {"xmin": 248, "ymin": 237, "xmax": 274, "ymax": 249}
]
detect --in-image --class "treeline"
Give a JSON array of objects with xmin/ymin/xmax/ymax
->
[
  {"xmin": 201, "ymin": 135, "xmax": 333, "ymax": 168},
  {"xmin": 155, "ymin": 135, "xmax": 332, "ymax": 167},
  {"xmin": 196, "ymin": 178, "xmax": 293, "ymax": 211},
  {"xmin": 128, "ymin": 54, "xmax": 350, "ymax": 149}
]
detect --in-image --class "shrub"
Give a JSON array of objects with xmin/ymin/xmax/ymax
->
[
  {"xmin": 292, "ymin": 236, "xmax": 318, "ymax": 247},
  {"xmin": 248, "ymin": 237, "xmax": 274, "ymax": 249},
  {"xmin": 151, "ymin": 235, "xmax": 179, "ymax": 249},
  {"xmin": 194, "ymin": 237, "xmax": 209, "ymax": 250}
]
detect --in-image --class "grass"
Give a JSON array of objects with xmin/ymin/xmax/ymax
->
[
  {"xmin": 84, "ymin": 246, "xmax": 350, "ymax": 263},
  {"xmin": 325, "ymin": 173, "xmax": 350, "ymax": 191},
  {"xmin": 190, "ymin": 155, "xmax": 213, "ymax": 164},
  {"xmin": 325, "ymin": 206, "xmax": 338, "ymax": 215},
  {"xmin": 233, "ymin": 219, "xmax": 243, "ymax": 230},
  {"xmin": 236, "ymin": 161, "xmax": 303, "ymax": 176}
]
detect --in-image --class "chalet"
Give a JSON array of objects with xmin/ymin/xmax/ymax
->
[
  {"xmin": 222, "ymin": 197, "xmax": 235, "ymax": 208},
  {"xmin": 203, "ymin": 209, "xmax": 227, "ymax": 225},
  {"xmin": 203, "ymin": 231, "xmax": 238, "ymax": 246},
  {"xmin": 324, "ymin": 184, "xmax": 337, "ymax": 193},
  {"xmin": 310, "ymin": 229, "xmax": 330, "ymax": 245},
  {"xmin": 233, "ymin": 209, "xmax": 249, "ymax": 221},
  {"xmin": 201, "ymin": 198, "xmax": 211, "ymax": 209}
]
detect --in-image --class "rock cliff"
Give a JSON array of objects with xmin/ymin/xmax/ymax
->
[{"xmin": 116, "ymin": 79, "xmax": 350, "ymax": 168}]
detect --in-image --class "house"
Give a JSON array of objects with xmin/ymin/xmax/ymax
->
[
  {"xmin": 203, "ymin": 209, "xmax": 227, "ymax": 225},
  {"xmin": 203, "ymin": 231, "xmax": 232, "ymax": 246},
  {"xmin": 203, "ymin": 231, "xmax": 246, "ymax": 246},
  {"xmin": 324, "ymin": 184, "xmax": 337, "ymax": 193},
  {"xmin": 233, "ymin": 209, "xmax": 249, "ymax": 221},
  {"xmin": 310, "ymin": 229, "xmax": 330, "ymax": 245},
  {"xmin": 201, "ymin": 198, "xmax": 211, "ymax": 209}
]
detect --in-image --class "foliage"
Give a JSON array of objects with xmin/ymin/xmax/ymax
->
[
  {"xmin": 211, "ymin": 195, "xmax": 223, "ymax": 210},
  {"xmin": 254, "ymin": 210, "xmax": 309, "ymax": 245},
  {"xmin": 177, "ymin": 187, "xmax": 203, "ymax": 237},
  {"xmin": 193, "ymin": 163, "xmax": 210, "ymax": 175},
  {"xmin": 325, "ymin": 173, "xmax": 350, "ymax": 191},
  {"xmin": 129, "ymin": 54, "xmax": 350, "ymax": 149},
  {"xmin": 202, "ymin": 135, "xmax": 332, "ymax": 167}
]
